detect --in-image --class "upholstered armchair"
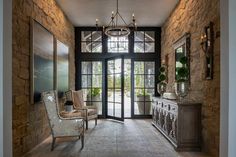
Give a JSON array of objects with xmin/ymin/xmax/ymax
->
[
  {"xmin": 42, "ymin": 91, "xmax": 84, "ymax": 151},
  {"xmin": 65, "ymin": 90, "xmax": 98, "ymax": 130}
]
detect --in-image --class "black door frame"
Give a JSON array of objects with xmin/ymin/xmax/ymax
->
[{"xmin": 75, "ymin": 27, "xmax": 161, "ymax": 119}]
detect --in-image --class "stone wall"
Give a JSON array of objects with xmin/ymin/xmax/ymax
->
[
  {"xmin": 12, "ymin": 0, "xmax": 75, "ymax": 156},
  {"xmin": 161, "ymin": 0, "xmax": 220, "ymax": 156}
]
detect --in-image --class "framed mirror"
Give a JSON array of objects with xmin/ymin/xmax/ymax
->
[{"xmin": 173, "ymin": 33, "xmax": 191, "ymax": 82}]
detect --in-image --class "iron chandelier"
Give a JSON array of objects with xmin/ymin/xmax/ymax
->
[{"xmin": 96, "ymin": 0, "xmax": 137, "ymax": 37}]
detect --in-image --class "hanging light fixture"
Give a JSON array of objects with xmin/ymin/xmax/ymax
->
[{"xmin": 96, "ymin": 0, "xmax": 137, "ymax": 37}]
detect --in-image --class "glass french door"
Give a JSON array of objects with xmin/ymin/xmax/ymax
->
[{"xmin": 106, "ymin": 57, "xmax": 124, "ymax": 121}]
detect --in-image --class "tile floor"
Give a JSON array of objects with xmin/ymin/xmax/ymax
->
[{"xmin": 24, "ymin": 119, "xmax": 211, "ymax": 157}]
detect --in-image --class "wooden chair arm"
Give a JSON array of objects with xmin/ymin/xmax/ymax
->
[{"xmin": 82, "ymin": 105, "xmax": 97, "ymax": 109}]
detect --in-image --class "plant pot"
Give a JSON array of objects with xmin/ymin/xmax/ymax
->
[
  {"xmin": 64, "ymin": 105, "xmax": 73, "ymax": 112},
  {"xmin": 64, "ymin": 101, "xmax": 74, "ymax": 112},
  {"xmin": 136, "ymin": 95, "xmax": 151, "ymax": 114},
  {"xmin": 175, "ymin": 81, "xmax": 189, "ymax": 100},
  {"xmin": 86, "ymin": 95, "xmax": 100, "ymax": 107}
]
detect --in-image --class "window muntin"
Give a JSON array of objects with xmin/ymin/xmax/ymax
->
[
  {"xmin": 134, "ymin": 31, "xmax": 155, "ymax": 53},
  {"xmin": 81, "ymin": 31, "xmax": 102, "ymax": 53}
]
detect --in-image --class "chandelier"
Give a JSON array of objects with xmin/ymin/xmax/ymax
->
[{"xmin": 96, "ymin": 0, "xmax": 137, "ymax": 37}]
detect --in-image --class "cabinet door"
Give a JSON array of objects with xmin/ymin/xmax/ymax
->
[
  {"xmin": 152, "ymin": 103, "xmax": 156, "ymax": 123},
  {"xmin": 169, "ymin": 113, "xmax": 178, "ymax": 142}
]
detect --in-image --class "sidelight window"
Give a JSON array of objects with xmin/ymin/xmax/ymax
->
[
  {"xmin": 134, "ymin": 61, "xmax": 155, "ymax": 115},
  {"xmin": 81, "ymin": 61, "xmax": 103, "ymax": 114}
]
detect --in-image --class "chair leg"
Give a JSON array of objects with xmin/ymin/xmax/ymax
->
[
  {"xmin": 81, "ymin": 133, "xmax": 84, "ymax": 149},
  {"xmin": 95, "ymin": 118, "xmax": 97, "ymax": 126},
  {"xmin": 81, "ymin": 120, "xmax": 85, "ymax": 149},
  {"xmin": 86, "ymin": 120, "xmax": 88, "ymax": 130},
  {"xmin": 51, "ymin": 137, "xmax": 56, "ymax": 151}
]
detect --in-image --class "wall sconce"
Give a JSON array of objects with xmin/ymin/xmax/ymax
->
[{"xmin": 200, "ymin": 22, "xmax": 214, "ymax": 80}]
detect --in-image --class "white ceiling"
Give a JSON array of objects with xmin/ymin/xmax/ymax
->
[{"xmin": 56, "ymin": 0, "xmax": 179, "ymax": 27}]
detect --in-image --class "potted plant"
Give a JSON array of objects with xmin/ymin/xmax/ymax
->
[
  {"xmin": 157, "ymin": 65, "xmax": 167, "ymax": 97},
  {"xmin": 136, "ymin": 89, "xmax": 151, "ymax": 114},
  {"xmin": 64, "ymin": 100, "xmax": 74, "ymax": 112},
  {"xmin": 175, "ymin": 56, "xmax": 189, "ymax": 100},
  {"xmin": 86, "ymin": 88, "xmax": 101, "ymax": 106}
]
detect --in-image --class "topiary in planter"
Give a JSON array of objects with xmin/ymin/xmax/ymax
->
[{"xmin": 157, "ymin": 65, "xmax": 167, "ymax": 97}]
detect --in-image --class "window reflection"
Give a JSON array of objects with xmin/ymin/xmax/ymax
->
[{"xmin": 81, "ymin": 31, "xmax": 102, "ymax": 53}]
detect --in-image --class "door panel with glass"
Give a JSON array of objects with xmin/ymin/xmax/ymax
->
[
  {"xmin": 78, "ymin": 29, "xmax": 159, "ymax": 119},
  {"xmin": 106, "ymin": 58, "xmax": 124, "ymax": 121}
]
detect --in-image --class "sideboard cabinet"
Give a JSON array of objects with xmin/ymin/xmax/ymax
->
[{"xmin": 152, "ymin": 97, "xmax": 201, "ymax": 151}]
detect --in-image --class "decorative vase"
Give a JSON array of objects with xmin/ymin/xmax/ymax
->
[
  {"xmin": 137, "ymin": 95, "xmax": 151, "ymax": 114},
  {"xmin": 157, "ymin": 82, "xmax": 167, "ymax": 98},
  {"xmin": 175, "ymin": 81, "xmax": 189, "ymax": 101}
]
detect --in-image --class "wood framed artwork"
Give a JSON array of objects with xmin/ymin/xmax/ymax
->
[
  {"xmin": 56, "ymin": 40, "xmax": 69, "ymax": 98},
  {"xmin": 30, "ymin": 19, "xmax": 55, "ymax": 103}
]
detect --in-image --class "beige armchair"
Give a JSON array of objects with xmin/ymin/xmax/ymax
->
[
  {"xmin": 65, "ymin": 90, "xmax": 98, "ymax": 130},
  {"xmin": 42, "ymin": 91, "xmax": 84, "ymax": 150}
]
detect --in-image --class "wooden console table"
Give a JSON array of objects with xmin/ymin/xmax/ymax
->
[{"xmin": 152, "ymin": 97, "xmax": 201, "ymax": 151}]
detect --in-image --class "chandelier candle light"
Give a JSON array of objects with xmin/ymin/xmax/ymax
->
[{"xmin": 96, "ymin": 0, "xmax": 137, "ymax": 37}]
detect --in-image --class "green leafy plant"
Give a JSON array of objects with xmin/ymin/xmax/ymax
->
[
  {"xmin": 89, "ymin": 88, "xmax": 101, "ymax": 97},
  {"xmin": 180, "ymin": 56, "xmax": 188, "ymax": 64},
  {"xmin": 158, "ymin": 65, "xmax": 167, "ymax": 82},
  {"xmin": 159, "ymin": 66, "xmax": 166, "ymax": 73},
  {"xmin": 176, "ymin": 56, "xmax": 189, "ymax": 82},
  {"xmin": 137, "ymin": 89, "xmax": 150, "ymax": 97},
  {"xmin": 159, "ymin": 74, "xmax": 166, "ymax": 82}
]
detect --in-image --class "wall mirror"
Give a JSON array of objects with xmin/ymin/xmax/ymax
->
[{"xmin": 173, "ymin": 33, "xmax": 191, "ymax": 82}]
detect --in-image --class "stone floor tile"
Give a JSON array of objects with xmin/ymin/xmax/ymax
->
[{"xmin": 24, "ymin": 119, "xmax": 211, "ymax": 157}]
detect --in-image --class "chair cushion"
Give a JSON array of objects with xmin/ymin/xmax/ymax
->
[
  {"xmin": 87, "ymin": 109, "xmax": 97, "ymax": 116},
  {"xmin": 72, "ymin": 90, "xmax": 84, "ymax": 109},
  {"xmin": 60, "ymin": 110, "xmax": 82, "ymax": 118}
]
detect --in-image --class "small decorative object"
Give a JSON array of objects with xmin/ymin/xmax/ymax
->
[
  {"xmin": 163, "ymin": 92, "xmax": 177, "ymax": 100},
  {"xmin": 157, "ymin": 65, "xmax": 167, "ymax": 98},
  {"xmin": 64, "ymin": 100, "xmax": 74, "ymax": 112},
  {"xmin": 175, "ymin": 56, "xmax": 189, "ymax": 101},
  {"xmin": 201, "ymin": 22, "xmax": 214, "ymax": 80},
  {"xmin": 175, "ymin": 81, "xmax": 189, "ymax": 101}
]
